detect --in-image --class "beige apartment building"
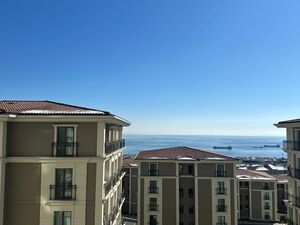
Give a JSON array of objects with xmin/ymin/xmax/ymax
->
[
  {"xmin": 237, "ymin": 169, "xmax": 288, "ymax": 222},
  {"xmin": 0, "ymin": 100, "xmax": 130, "ymax": 225},
  {"xmin": 275, "ymin": 118, "xmax": 300, "ymax": 225},
  {"xmin": 122, "ymin": 156, "xmax": 138, "ymax": 217},
  {"xmin": 135, "ymin": 146, "xmax": 239, "ymax": 225}
]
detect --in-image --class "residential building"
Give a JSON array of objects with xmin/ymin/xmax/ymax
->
[
  {"xmin": 135, "ymin": 146, "xmax": 239, "ymax": 225},
  {"xmin": 122, "ymin": 156, "xmax": 138, "ymax": 217},
  {"xmin": 0, "ymin": 100, "xmax": 130, "ymax": 225},
  {"xmin": 273, "ymin": 174, "xmax": 288, "ymax": 221},
  {"xmin": 237, "ymin": 169, "xmax": 280, "ymax": 222},
  {"xmin": 275, "ymin": 118, "xmax": 300, "ymax": 225}
]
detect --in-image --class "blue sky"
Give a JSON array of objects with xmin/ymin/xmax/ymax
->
[{"xmin": 1, "ymin": 0, "xmax": 300, "ymax": 136}]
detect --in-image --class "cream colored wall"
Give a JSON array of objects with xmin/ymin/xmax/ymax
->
[{"xmin": 40, "ymin": 162, "xmax": 87, "ymax": 225}]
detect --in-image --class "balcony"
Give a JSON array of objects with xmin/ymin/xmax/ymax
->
[
  {"xmin": 104, "ymin": 169, "xmax": 124, "ymax": 195},
  {"xmin": 283, "ymin": 140, "xmax": 300, "ymax": 151},
  {"xmin": 149, "ymin": 204, "xmax": 158, "ymax": 211},
  {"xmin": 216, "ymin": 205, "xmax": 227, "ymax": 212},
  {"xmin": 216, "ymin": 170, "xmax": 226, "ymax": 177},
  {"xmin": 148, "ymin": 169, "xmax": 159, "ymax": 176},
  {"xmin": 50, "ymin": 185, "xmax": 76, "ymax": 200},
  {"xmin": 149, "ymin": 187, "xmax": 158, "ymax": 194},
  {"xmin": 52, "ymin": 142, "xmax": 78, "ymax": 156},
  {"xmin": 103, "ymin": 193, "xmax": 124, "ymax": 225},
  {"xmin": 105, "ymin": 139, "xmax": 125, "ymax": 155},
  {"xmin": 264, "ymin": 205, "xmax": 270, "ymax": 210},
  {"xmin": 216, "ymin": 188, "xmax": 227, "ymax": 195}
]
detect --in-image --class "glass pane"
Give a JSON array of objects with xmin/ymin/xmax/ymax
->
[
  {"xmin": 64, "ymin": 169, "xmax": 73, "ymax": 184},
  {"xmin": 57, "ymin": 127, "xmax": 66, "ymax": 143},
  {"xmin": 63, "ymin": 211, "xmax": 71, "ymax": 225},
  {"xmin": 66, "ymin": 128, "xmax": 74, "ymax": 142},
  {"xmin": 56, "ymin": 169, "xmax": 65, "ymax": 185},
  {"xmin": 54, "ymin": 211, "xmax": 62, "ymax": 225}
]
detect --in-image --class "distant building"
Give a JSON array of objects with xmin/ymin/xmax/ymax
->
[
  {"xmin": 135, "ymin": 146, "xmax": 239, "ymax": 225},
  {"xmin": 122, "ymin": 156, "xmax": 138, "ymax": 217},
  {"xmin": 0, "ymin": 100, "xmax": 130, "ymax": 225},
  {"xmin": 237, "ymin": 169, "xmax": 288, "ymax": 223}
]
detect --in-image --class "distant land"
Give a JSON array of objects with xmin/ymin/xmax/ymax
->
[{"xmin": 124, "ymin": 134, "xmax": 286, "ymax": 158}]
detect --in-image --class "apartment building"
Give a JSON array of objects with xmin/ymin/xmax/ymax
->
[
  {"xmin": 237, "ymin": 169, "xmax": 284, "ymax": 222},
  {"xmin": 275, "ymin": 118, "xmax": 300, "ymax": 225},
  {"xmin": 135, "ymin": 146, "xmax": 239, "ymax": 225},
  {"xmin": 0, "ymin": 100, "xmax": 130, "ymax": 225},
  {"xmin": 274, "ymin": 174, "xmax": 288, "ymax": 221},
  {"xmin": 122, "ymin": 156, "xmax": 138, "ymax": 217}
]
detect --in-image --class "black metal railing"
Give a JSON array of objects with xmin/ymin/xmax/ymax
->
[
  {"xmin": 149, "ymin": 204, "xmax": 158, "ymax": 211},
  {"xmin": 52, "ymin": 142, "xmax": 78, "ymax": 156},
  {"xmin": 105, "ymin": 139, "xmax": 125, "ymax": 154},
  {"xmin": 148, "ymin": 169, "xmax": 159, "ymax": 176},
  {"xmin": 50, "ymin": 185, "xmax": 76, "ymax": 200},
  {"xmin": 216, "ymin": 205, "xmax": 227, "ymax": 212},
  {"xmin": 103, "ymin": 193, "xmax": 124, "ymax": 225},
  {"xmin": 283, "ymin": 140, "xmax": 300, "ymax": 151},
  {"xmin": 216, "ymin": 188, "xmax": 227, "ymax": 195},
  {"xmin": 104, "ymin": 169, "xmax": 124, "ymax": 195},
  {"xmin": 216, "ymin": 170, "xmax": 226, "ymax": 177},
  {"xmin": 149, "ymin": 187, "xmax": 158, "ymax": 193},
  {"xmin": 264, "ymin": 205, "xmax": 270, "ymax": 210}
]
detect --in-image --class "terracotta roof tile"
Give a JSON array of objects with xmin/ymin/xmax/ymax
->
[
  {"xmin": 236, "ymin": 168, "xmax": 275, "ymax": 180},
  {"xmin": 135, "ymin": 146, "xmax": 237, "ymax": 161},
  {"xmin": 0, "ymin": 100, "xmax": 112, "ymax": 116}
]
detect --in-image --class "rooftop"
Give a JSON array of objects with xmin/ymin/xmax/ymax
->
[
  {"xmin": 135, "ymin": 146, "xmax": 237, "ymax": 161},
  {"xmin": 123, "ymin": 157, "xmax": 138, "ymax": 167},
  {"xmin": 236, "ymin": 168, "xmax": 276, "ymax": 181},
  {"xmin": 0, "ymin": 100, "xmax": 112, "ymax": 116}
]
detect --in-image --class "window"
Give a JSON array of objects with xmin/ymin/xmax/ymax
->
[
  {"xmin": 149, "ymin": 215, "xmax": 157, "ymax": 225},
  {"xmin": 217, "ymin": 199, "xmax": 226, "ymax": 212},
  {"xmin": 149, "ymin": 198, "xmax": 157, "ymax": 211},
  {"xmin": 179, "ymin": 188, "xmax": 184, "ymax": 198},
  {"xmin": 54, "ymin": 211, "xmax": 71, "ymax": 225},
  {"xmin": 188, "ymin": 206, "xmax": 194, "ymax": 215},
  {"xmin": 217, "ymin": 216, "xmax": 225, "ymax": 225},
  {"xmin": 54, "ymin": 169, "xmax": 73, "ymax": 200},
  {"xmin": 180, "ymin": 206, "xmax": 184, "ymax": 214},
  {"xmin": 216, "ymin": 164, "xmax": 225, "ymax": 177},
  {"xmin": 149, "ymin": 180, "xmax": 158, "ymax": 193},
  {"xmin": 55, "ymin": 126, "xmax": 76, "ymax": 156},
  {"xmin": 264, "ymin": 182, "xmax": 270, "ymax": 190},
  {"xmin": 264, "ymin": 201, "xmax": 270, "ymax": 210},
  {"xmin": 188, "ymin": 189, "xmax": 194, "ymax": 197},
  {"xmin": 264, "ymin": 192, "xmax": 270, "ymax": 200},
  {"xmin": 179, "ymin": 164, "xmax": 183, "ymax": 175},
  {"xmin": 217, "ymin": 181, "xmax": 225, "ymax": 194},
  {"xmin": 188, "ymin": 164, "xmax": 194, "ymax": 175},
  {"xmin": 265, "ymin": 211, "xmax": 270, "ymax": 220},
  {"xmin": 149, "ymin": 164, "xmax": 158, "ymax": 176}
]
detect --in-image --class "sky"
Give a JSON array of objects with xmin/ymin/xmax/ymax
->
[{"xmin": 0, "ymin": 0, "xmax": 300, "ymax": 136}]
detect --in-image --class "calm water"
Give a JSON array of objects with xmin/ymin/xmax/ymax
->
[{"xmin": 123, "ymin": 135, "xmax": 286, "ymax": 158}]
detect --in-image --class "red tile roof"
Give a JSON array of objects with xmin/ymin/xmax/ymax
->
[
  {"xmin": 123, "ymin": 157, "xmax": 138, "ymax": 167},
  {"xmin": 236, "ymin": 168, "xmax": 275, "ymax": 180},
  {"xmin": 135, "ymin": 146, "xmax": 237, "ymax": 161},
  {"xmin": 0, "ymin": 100, "xmax": 112, "ymax": 116}
]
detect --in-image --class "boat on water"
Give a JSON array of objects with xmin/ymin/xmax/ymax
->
[
  {"xmin": 213, "ymin": 146, "xmax": 232, "ymax": 150},
  {"xmin": 263, "ymin": 144, "xmax": 280, "ymax": 148}
]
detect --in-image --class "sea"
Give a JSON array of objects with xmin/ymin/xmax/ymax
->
[{"xmin": 123, "ymin": 135, "xmax": 287, "ymax": 158}]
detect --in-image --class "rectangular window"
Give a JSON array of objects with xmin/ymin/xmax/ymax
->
[
  {"xmin": 56, "ymin": 127, "xmax": 75, "ymax": 156},
  {"xmin": 188, "ymin": 189, "xmax": 194, "ymax": 197},
  {"xmin": 149, "ymin": 164, "xmax": 158, "ymax": 176},
  {"xmin": 149, "ymin": 198, "xmax": 157, "ymax": 211},
  {"xmin": 217, "ymin": 181, "xmax": 225, "ymax": 194},
  {"xmin": 188, "ymin": 206, "xmax": 194, "ymax": 215},
  {"xmin": 217, "ymin": 216, "xmax": 225, "ymax": 224},
  {"xmin": 264, "ymin": 192, "xmax": 270, "ymax": 200},
  {"xmin": 149, "ymin": 180, "xmax": 158, "ymax": 193},
  {"xmin": 54, "ymin": 211, "xmax": 71, "ymax": 225},
  {"xmin": 216, "ymin": 164, "xmax": 225, "ymax": 177},
  {"xmin": 149, "ymin": 215, "xmax": 157, "ymax": 225},
  {"xmin": 55, "ymin": 169, "xmax": 73, "ymax": 199},
  {"xmin": 179, "ymin": 188, "xmax": 184, "ymax": 198},
  {"xmin": 179, "ymin": 206, "xmax": 184, "ymax": 214},
  {"xmin": 188, "ymin": 164, "xmax": 194, "ymax": 175},
  {"xmin": 217, "ymin": 199, "xmax": 226, "ymax": 212}
]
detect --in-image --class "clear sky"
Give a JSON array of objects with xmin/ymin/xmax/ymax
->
[{"xmin": 1, "ymin": 0, "xmax": 300, "ymax": 136}]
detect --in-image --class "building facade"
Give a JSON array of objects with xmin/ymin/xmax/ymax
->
[
  {"xmin": 275, "ymin": 118, "xmax": 300, "ymax": 225},
  {"xmin": 122, "ymin": 156, "xmax": 138, "ymax": 217},
  {"xmin": 237, "ymin": 169, "xmax": 287, "ymax": 222},
  {"xmin": 135, "ymin": 146, "xmax": 239, "ymax": 225},
  {"xmin": 0, "ymin": 100, "xmax": 130, "ymax": 225}
]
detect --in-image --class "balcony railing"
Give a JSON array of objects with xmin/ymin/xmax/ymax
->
[
  {"xmin": 148, "ymin": 169, "xmax": 159, "ymax": 176},
  {"xmin": 216, "ymin": 188, "xmax": 227, "ymax": 195},
  {"xmin": 216, "ymin": 170, "xmax": 226, "ymax": 177},
  {"xmin": 216, "ymin": 205, "xmax": 227, "ymax": 212},
  {"xmin": 149, "ymin": 204, "xmax": 158, "ymax": 211},
  {"xmin": 103, "ymin": 193, "xmax": 124, "ymax": 225},
  {"xmin": 264, "ymin": 205, "xmax": 270, "ymax": 210},
  {"xmin": 149, "ymin": 187, "xmax": 158, "ymax": 194},
  {"xmin": 50, "ymin": 185, "xmax": 76, "ymax": 200},
  {"xmin": 283, "ymin": 140, "xmax": 300, "ymax": 151},
  {"xmin": 52, "ymin": 142, "xmax": 78, "ymax": 156},
  {"xmin": 104, "ymin": 169, "xmax": 124, "ymax": 195},
  {"xmin": 105, "ymin": 139, "xmax": 125, "ymax": 154}
]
